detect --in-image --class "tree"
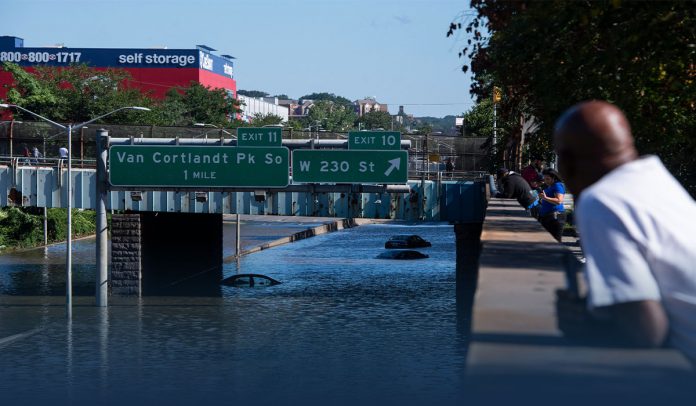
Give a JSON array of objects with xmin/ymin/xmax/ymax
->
[
  {"xmin": 285, "ymin": 118, "xmax": 305, "ymax": 131},
  {"xmin": 2, "ymin": 62, "xmax": 243, "ymax": 128},
  {"xmin": 250, "ymin": 113, "xmax": 284, "ymax": 127},
  {"xmin": 274, "ymin": 94, "xmax": 290, "ymax": 100},
  {"xmin": 3, "ymin": 62, "xmax": 152, "ymax": 124},
  {"xmin": 237, "ymin": 90, "xmax": 269, "ymax": 98},
  {"xmin": 416, "ymin": 123, "xmax": 433, "ymax": 136},
  {"xmin": 299, "ymin": 92, "xmax": 353, "ymax": 107},
  {"xmin": 461, "ymin": 99, "xmax": 493, "ymax": 138},
  {"xmin": 357, "ymin": 110, "xmax": 393, "ymax": 130},
  {"xmin": 450, "ymin": 1, "xmax": 696, "ymax": 194},
  {"xmin": 178, "ymin": 82, "xmax": 240, "ymax": 126},
  {"xmin": 304, "ymin": 100, "xmax": 356, "ymax": 132}
]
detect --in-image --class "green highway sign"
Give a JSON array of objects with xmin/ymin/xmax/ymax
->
[
  {"xmin": 292, "ymin": 150, "xmax": 408, "ymax": 184},
  {"xmin": 109, "ymin": 145, "xmax": 289, "ymax": 187},
  {"xmin": 348, "ymin": 131, "xmax": 401, "ymax": 150},
  {"xmin": 237, "ymin": 127, "xmax": 283, "ymax": 147}
]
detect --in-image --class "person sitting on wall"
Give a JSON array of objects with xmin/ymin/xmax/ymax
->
[
  {"xmin": 495, "ymin": 167, "xmax": 540, "ymax": 217},
  {"xmin": 538, "ymin": 168, "xmax": 567, "ymax": 242}
]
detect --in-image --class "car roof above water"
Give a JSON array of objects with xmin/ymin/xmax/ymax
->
[{"xmin": 388, "ymin": 234, "xmax": 418, "ymax": 240}]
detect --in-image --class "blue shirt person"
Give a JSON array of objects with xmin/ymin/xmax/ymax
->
[
  {"xmin": 539, "ymin": 179, "xmax": 565, "ymax": 216},
  {"xmin": 538, "ymin": 168, "xmax": 566, "ymax": 242}
]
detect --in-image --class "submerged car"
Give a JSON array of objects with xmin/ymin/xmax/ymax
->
[
  {"xmin": 384, "ymin": 235, "xmax": 432, "ymax": 249},
  {"xmin": 221, "ymin": 274, "xmax": 281, "ymax": 287},
  {"xmin": 376, "ymin": 250, "xmax": 429, "ymax": 260}
]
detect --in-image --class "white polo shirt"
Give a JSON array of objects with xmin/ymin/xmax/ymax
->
[{"xmin": 576, "ymin": 156, "xmax": 696, "ymax": 362}]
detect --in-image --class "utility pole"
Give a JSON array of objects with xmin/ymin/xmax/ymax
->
[
  {"xmin": 493, "ymin": 102, "xmax": 497, "ymax": 155},
  {"xmin": 492, "ymin": 86, "xmax": 502, "ymax": 162}
]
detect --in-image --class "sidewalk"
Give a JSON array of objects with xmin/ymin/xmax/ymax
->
[{"xmin": 464, "ymin": 199, "xmax": 693, "ymax": 405}]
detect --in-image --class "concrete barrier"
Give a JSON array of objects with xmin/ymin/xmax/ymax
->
[{"xmin": 464, "ymin": 198, "xmax": 693, "ymax": 405}]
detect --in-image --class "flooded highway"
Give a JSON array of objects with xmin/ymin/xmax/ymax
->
[{"xmin": 0, "ymin": 220, "xmax": 470, "ymax": 406}]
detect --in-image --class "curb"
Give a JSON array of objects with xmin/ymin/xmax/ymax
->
[{"xmin": 237, "ymin": 218, "xmax": 373, "ymax": 257}]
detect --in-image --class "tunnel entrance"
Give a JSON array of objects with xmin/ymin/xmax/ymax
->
[{"xmin": 140, "ymin": 212, "xmax": 223, "ymax": 296}]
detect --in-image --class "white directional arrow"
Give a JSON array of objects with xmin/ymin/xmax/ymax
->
[{"xmin": 384, "ymin": 158, "xmax": 401, "ymax": 176}]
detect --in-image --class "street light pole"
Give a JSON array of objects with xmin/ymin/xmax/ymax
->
[
  {"xmin": 0, "ymin": 104, "xmax": 150, "ymax": 316},
  {"xmin": 193, "ymin": 123, "xmax": 234, "ymax": 139}
]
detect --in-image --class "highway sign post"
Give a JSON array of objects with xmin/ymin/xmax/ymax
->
[
  {"xmin": 109, "ymin": 145, "xmax": 289, "ymax": 187},
  {"xmin": 292, "ymin": 150, "xmax": 407, "ymax": 184},
  {"xmin": 348, "ymin": 131, "xmax": 401, "ymax": 150}
]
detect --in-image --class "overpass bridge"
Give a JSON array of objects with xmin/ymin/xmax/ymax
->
[
  {"xmin": 1, "ymin": 158, "xmax": 486, "ymax": 221},
  {"xmin": 0, "ymin": 131, "xmax": 489, "ymax": 303}
]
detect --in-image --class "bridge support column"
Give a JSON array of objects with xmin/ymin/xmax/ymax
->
[{"xmin": 111, "ymin": 214, "xmax": 143, "ymax": 295}]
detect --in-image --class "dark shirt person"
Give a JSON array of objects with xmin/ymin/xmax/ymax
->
[
  {"xmin": 553, "ymin": 100, "xmax": 696, "ymax": 363},
  {"xmin": 445, "ymin": 159, "xmax": 454, "ymax": 177},
  {"xmin": 521, "ymin": 158, "xmax": 543, "ymax": 189},
  {"xmin": 495, "ymin": 168, "xmax": 539, "ymax": 215}
]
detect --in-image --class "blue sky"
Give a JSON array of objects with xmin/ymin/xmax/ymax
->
[{"xmin": 3, "ymin": 0, "xmax": 476, "ymax": 118}]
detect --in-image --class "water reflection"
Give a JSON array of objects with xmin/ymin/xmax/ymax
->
[{"xmin": 0, "ymin": 223, "xmax": 469, "ymax": 406}]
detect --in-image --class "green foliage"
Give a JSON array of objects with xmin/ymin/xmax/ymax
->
[
  {"xmin": 250, "ymin": 113, "xmax": 284, "ymax": 127},
  {"xmin": 0, "ymin": 207, "xmax": 97, "ymax": 250},
  {"xmin": 143, "ymin": 83, "xmax": 242, "ymax": 128},
  {"xmin": 180, "ymin": 83, "xmax": 239, "ymax": 126},
  {"xmin": 3, "ymin": 62, "xmax": 153, "ymax": 124},
  {"xmin": 454, "ymin": 1, "xmax": 696, "ymax": 194},
  {"xmin": 274, "ymin": 94, "xmax": 290, "ymax": 100},
  {"xmin": 0, "ymin": 207, "xmax": 42, "ymax": 247},
  {"xmin": 357, "ymin": 110, "xmax": 393, "ymax": 130},
  {"xmin": 462, "ymin": 99, "xmax": 493, "ymax": 138},
  {"xmin": 416, "ymin": 123, "xmax": 433, "ymax": 135},
  {"xmin": 299, "ymin": 92, "xmax": 353, "ymax": 107},
  {"xmin": 411, "ymin": 115, "xmax": 471, "ymax": 136},
  {"xmin": 46, "ymin": 208, "xmax": 96, "ymax": 242},
  {"xmin": 285, "ymin": 118, "xmax": 305, "ymax": 131},
  {"xmin": 2, "ymin": 63, "xmax": 242, "ymax": 130},
  {"xmin": 304, "ymin": 100, "xmax": 356, "ymax": 132}
]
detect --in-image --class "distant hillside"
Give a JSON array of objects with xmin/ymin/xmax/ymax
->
[{"xmin": 413, "ymin": 115, "xmax": 459, "ymax": 136}]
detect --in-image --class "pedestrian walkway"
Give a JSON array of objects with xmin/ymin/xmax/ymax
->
[{"xmin": 464, "ymin": 198, "xmax": 693, "ymax": 405}]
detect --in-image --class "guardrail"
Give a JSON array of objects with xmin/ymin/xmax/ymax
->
[
  {"xmin": 0, "ymin": 155, "xmax": 97, "ymax": 169},
  {"xmin": 408, "ymin": 169, "xmax": 489, "ymax": 182}
]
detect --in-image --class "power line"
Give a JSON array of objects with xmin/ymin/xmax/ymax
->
[{"xmin": 382, "ymin": 102, "xmax": 476, "ymax": 106}]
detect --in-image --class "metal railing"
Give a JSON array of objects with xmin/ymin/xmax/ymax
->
[
  {"xmin": 0, "ymin": 155, "xmax": 97, "ymax": 169},
  {"xmin": 408, "ymin": 169, "xmax": 489, "ymax": 182}
]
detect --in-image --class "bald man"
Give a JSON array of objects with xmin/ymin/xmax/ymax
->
[{"xmin": 554, "ymin": 100, "xmax": 696, "ymax": 363}]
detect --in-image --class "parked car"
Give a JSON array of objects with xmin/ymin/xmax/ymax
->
[
  {"xmin": 376, "ymin": 250, "xmax": 429, "ymax": 260},
  {"xmin": 384, "ymin": 235, "xmax": 432, "ymax": 249}
]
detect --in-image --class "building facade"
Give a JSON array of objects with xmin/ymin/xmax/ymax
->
[
  {"xmin": 0, "ymin": 36, "xmax": 237, "ymax": 101},
  {"xmin": 238, "ymin": 96, "xmax": 289, "ymax": 123},
  {"xmin": 354, "ymin": 97, "xmax": 388, "ymax": 117}
]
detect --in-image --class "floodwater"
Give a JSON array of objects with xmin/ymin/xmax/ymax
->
[{"xmin": 0, "ymin": 221, "xmax": 470, "ymax": 406}]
